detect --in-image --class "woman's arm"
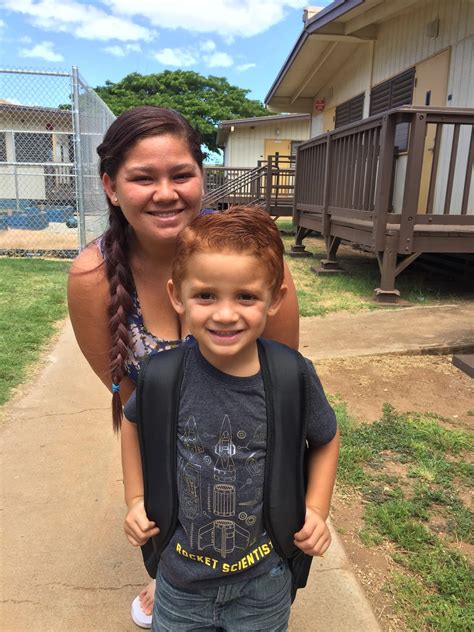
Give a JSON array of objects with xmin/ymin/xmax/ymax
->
[
  {"xmin": 263, "ymin": 260, "xmax": 299, "ymax": 350},
  {"xmin": 67, "ymin": 244, "xmax": 135, "ymax": 401}
]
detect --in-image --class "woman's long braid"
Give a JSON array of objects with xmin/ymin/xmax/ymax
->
[
  {"xmin": 96, "ymin": 106, "xmax": 204, "ymax": 432},
  {"xmin": 103, "ymin": 209, "xmax": 134, "ymax": 432}
]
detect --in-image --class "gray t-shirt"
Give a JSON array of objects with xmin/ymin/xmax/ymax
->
[{"xmin": 124, "ymin": 340, "xmax": 336, "ymax": 591}]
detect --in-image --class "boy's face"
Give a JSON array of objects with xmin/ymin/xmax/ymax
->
[{"xmin": 168, "ymin": 250, "xmax": 286, "ymax": 374}]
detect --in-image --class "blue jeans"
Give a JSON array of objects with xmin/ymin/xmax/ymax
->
[{"xmin": 152, "ymin": 561, "xmax": 291, "ymax": 631}]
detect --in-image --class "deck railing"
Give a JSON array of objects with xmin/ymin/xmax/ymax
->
[
  {"xmin": 294, "ymin": 106, "xmax": 474, "ymax": 254},
  {"xmin": 203, "ymin": 155, "xmax": 296, "ymax": 214}
]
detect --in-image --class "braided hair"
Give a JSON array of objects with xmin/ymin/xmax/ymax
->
[{"xmin": 97, "ymin": 106, "xmax": 203, "ymax": 431}]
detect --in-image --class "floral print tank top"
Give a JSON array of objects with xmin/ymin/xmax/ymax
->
[
  {"xmin": 125, "ymin": 291, "xmax": 184, "ymax": 383},
  {"xmin": 97, "ymin": 239, "xmax": 185, "ymax": 384}
]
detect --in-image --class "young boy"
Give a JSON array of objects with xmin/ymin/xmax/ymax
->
[{"xmin": 121, "ymin": 206, "xmax": 340, "ymax": 632}]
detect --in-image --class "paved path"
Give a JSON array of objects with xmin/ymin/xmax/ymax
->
[
  {"xmin": 300, "ymin": 304, "xmax": 474, "ymax": 360},
  {"xmin": 4, "ymin": 302, "xmax": 473, "ymax": 631}
]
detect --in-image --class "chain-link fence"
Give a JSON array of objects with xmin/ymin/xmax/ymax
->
[{"xmin": 0, "ymin": 67, "xmax": 115, "ymax": 257}]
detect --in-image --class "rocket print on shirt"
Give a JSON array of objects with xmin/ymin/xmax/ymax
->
[{"xmin": 179, "ymin": 414, "xmax": 263, "ymax": 559}]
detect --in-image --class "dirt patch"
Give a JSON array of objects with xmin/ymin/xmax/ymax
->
[
  {"xmin": 319, "ymin": 353, "xmax": 473, "ymax": 630},
  {"xmin": 317, "ymin": 353, "xmax": 474, "ymax": 428}
]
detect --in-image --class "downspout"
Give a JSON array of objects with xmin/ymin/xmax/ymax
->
[{"xmin": 365, "ymin": 39, "xmax": 375, "ymax": 117}]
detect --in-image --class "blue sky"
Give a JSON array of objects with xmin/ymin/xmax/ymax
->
[{"xmin": 0, "ymin": 1, "xmax": 331, "ymax": 105}]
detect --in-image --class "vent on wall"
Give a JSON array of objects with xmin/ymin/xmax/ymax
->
[{"xmin": 425, "ymin": 18, "xmax": 439, "ymax": 39}]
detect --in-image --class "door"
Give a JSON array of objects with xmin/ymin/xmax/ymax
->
[
  {"xmin": 264, "ymin": 139, "xmax": 292, "ymax": 199},
  {"xmin": 264, "ymin": 138, "xmax": 291, "ymax": 164},
  {"xmin": 413, "ymin": 49, "xmax": 450, "ymax": 212},
  {"xmin": 323, "ymin": 106, "xmax": 336, "ymax": 132}
]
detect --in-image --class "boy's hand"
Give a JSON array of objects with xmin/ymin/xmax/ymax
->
[
  {"xmin": 124, "ymin": 497, "xmax": 160, "ymax": 546},
  {"xmin": 293, "ymin": 506, "xmax": 331, "ymax": 556}
]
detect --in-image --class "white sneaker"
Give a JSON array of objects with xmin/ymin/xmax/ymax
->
[{"xmin": 131, "ymin": 595, "xmax": 152, "ymax": 629}]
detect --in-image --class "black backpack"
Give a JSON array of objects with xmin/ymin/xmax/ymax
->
[{"xmin": 136, "ymin": 338, "xmax": 313, "ymax": 601}]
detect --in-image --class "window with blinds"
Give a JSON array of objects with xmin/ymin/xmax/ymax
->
[
  {"xmin": 335, "ymin": 93, "xmax": 364, "ymax": 128},
  {"xmin": 370, "ymin": 67, "xmax": 415, "ymax": 151}
]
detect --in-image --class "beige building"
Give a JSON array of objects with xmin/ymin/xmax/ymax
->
[
  {"xmin": 217, "ymin": 113, "xmax": 311, "ymax": 168},
  {"xmin": 266, "ymin": 0, "xmax": 473, "ymax": 214}
]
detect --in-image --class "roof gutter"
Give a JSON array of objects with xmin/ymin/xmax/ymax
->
[{"xmin": 265, "ymin": 0, "xmax": 365, "ymax": 105}]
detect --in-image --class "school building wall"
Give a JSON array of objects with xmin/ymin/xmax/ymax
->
[
  {"xmin": 224, "ymin": 119, "xmax": 310, "ymax": 168},
  {"xmin": 309, "ymin": 0, "xmax": 473, "ymax": 213}
]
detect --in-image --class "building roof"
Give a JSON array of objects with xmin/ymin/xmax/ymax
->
[
  {"xmin": 0, "ymin": 102, "xmax": 72, "ymax": 119},
  {"xmin": 216, "ymin": 113, "xmax": 310, "ymax": 146},
  {"xmin": 265, "ymin": 0, "xmax": 422, "ymax": 112}
]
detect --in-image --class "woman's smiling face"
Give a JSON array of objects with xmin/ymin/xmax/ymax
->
[{"xmin": 103, "ymin": 133, "xmax": 203, "ymax": 243}]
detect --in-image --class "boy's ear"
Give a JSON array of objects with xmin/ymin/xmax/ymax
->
[
  {"xmin": 267, "ymin": 284, "xmax": 288, "ymax": 317},
  {"xmin": 167, "ymin": 279, "xmax": 185, "ymax": 315}
]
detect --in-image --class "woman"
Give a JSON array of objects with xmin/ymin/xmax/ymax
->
[{"xmin": 68, "ymin": 106, "xmax": 299, "ymax": 628}]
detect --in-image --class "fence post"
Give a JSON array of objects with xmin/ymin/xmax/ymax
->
[
  {"xmin": 398, "ymin": 112, "xmax": 427, "ymax": 254},
  {"xmin": 322, "ymin": 133, "xmax": 332, "ymax": 238},
  {"xmin": 265, "ymin": 155, "xmax": 273, "ymax": 213},
  {"xmin": 372, "ymin": 114, "xmax": 396, "ymax": 250},
  {"xmin": 71, "ymin": 66, "xmax": 87, "ymax": 250},
  {"xmin": 13, "ymin": 165, "xmax": 20, "ymax": 214}
]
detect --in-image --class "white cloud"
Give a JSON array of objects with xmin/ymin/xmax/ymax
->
[
  {"xmin": 0, "ymin": 0, "xmax": 154, "ymax": 42},
  {"xmin": 153, "ymin": 44, "xmax": 235, "ymax": 70},
  {"xmin": 19, "ymin": 40, "xmax": 63, "ymax": 62},
  {"xmin": 104, "ymin": 0, "xmax": 308, "ymax": 37},
  {"xmin": 154, "ymin": 47, "xmax": 197, "ymax": 67},
  {"xmin": 200, "ymin": 39, "xmax": 216, "ymax": 52},
  {"xmin": 103, "ymin": 45, "xmax": 125, "ymax": 57},
  {"xmin": 104, "ymin": 43, "xmax": 142, "ymax": 57},
  {"xmin": 204, "ymin": 51, "xmax": 233, "ymax": 68},
  {"xmin": 236, "ymin": 62, "xmax": 256, "ymax": 72},
  {"xmin": 0, "ymin": 96, "xmax": 22, "ymax": 104}
]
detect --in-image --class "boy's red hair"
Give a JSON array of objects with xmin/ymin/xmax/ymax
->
[{"xmin": 172, "ymin": 206, "xmax": 285, "ymax": 295}]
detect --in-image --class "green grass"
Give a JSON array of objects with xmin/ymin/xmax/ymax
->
[
  {"xmin": 0, "ymin": 258, "xmax": 70, "ymax": 405},
  {"xmin": 277, "ymin": 226, "xmax": 472, "ymax": 316},
  {"xmin": 335, "ymin": 400, "xmax": 474, "ymax": 630}
]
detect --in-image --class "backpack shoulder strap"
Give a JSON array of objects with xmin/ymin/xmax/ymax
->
[
  {"xmin": 136, "ymin": 345, "xmax": 187, "ymax": 555},
  {"xmin": 257, "ymin": 338, "xmax": 313, "ymax": 599},
  {"xmin": 258, "ymin": 338, "xmax": 310, "ymax": 557}
]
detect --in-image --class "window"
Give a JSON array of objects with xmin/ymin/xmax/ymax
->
[
  {"xmin": 14, "ymin": 132, "xmax": 53, "ymax": 163},
  {"xmin": 370, "ymin": 67, "xmax": 415, "ymax": 151},
  {"xmin": 0, "ymin": 133, "xmax": 6, "ymax": 162},
  {"xmin": 335, "ymin": 93, "xmax": 364, "ymax": 128}
]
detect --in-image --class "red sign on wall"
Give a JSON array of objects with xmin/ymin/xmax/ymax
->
[{"xmin": 314, "ymin": 99, "xmax": 326, "ymax": 111}]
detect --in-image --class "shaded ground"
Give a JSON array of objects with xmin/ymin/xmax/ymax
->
[{"xmin": 317, "ymin": 354, "xmax": 474, "ymax": 631}]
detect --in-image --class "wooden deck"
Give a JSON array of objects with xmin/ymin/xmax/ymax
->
[{"xmin": 292, "ymin": 106, "xmax": 474, "ymax": 301}]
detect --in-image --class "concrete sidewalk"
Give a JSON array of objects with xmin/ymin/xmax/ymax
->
[
  {"xmin": 300, "ymin": 304, "xmax": 474, "ymax": 360},
  {"xmin": 2, "ymin": 303, "xmax": 472, "ymax": 631}
]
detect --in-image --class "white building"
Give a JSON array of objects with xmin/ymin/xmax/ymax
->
[
  {"xmin": 0, "ymin": 102, "xmax": 73, "ymax": 206},
  {"xmin": 217, "ymin": 113, "xmax": 311, "ymax": 168}
]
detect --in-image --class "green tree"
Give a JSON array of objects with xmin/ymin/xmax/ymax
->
[{"xmin": 95, "ymin": 70, "xmax": 268, "ymax": 155}]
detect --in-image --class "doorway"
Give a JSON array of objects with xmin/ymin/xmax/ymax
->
[{"xmin": 413, "ymin": 49, "xmax": 450, "ymax": 212}]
